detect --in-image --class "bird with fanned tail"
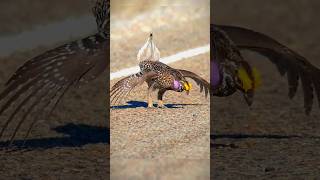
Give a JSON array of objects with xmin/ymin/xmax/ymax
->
[
  {"xmin": 111, "ymin": 33, "xmax": 210, "ymax": 108},
  {"xmin": 212, "ymin": 24, "xmax": 320, "ymax": 115},
  {"xmin": 0, "ymin": 0, "xmax": 109, "ymax": 147}
]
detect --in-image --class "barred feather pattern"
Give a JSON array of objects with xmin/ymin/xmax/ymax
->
[
  {"xmin": 92, "ymin": 0, "xmax": 110, "ymax": 38},
  {"xmin": 212, "ymin": 25, "xmax": 255, "ymax": 105},
  {"xmin": 0, "ymin": 0, "xmax": 109, "ymax": 146},
  {"xmin": 111, "ymin": 60, "xmax": 210, "ymax": 105},
  {"xmin": 213, "ymin": 24, "xmax": 320, "ymax": 114},
  {"xmin": 110, "ymin": 71, "xmax": 156, "ymax": 105},
  {"xmin": 139, "ymin": 60, "xmax": 184, "ymax": 80}
]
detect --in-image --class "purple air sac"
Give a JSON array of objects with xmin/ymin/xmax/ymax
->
[
  {"xmin": 173, "ymin": 80, "xmax": 180, "ymax": 90},
  {"xmin": 211, "ymin": 60, "xmax": 221, "ymax": 87}
]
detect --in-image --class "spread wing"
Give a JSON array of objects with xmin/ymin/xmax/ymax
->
[
  {"xmin": 178, "ymin": 69, "xmax": 210, "ymax": 97},
  {"xmin": 111, "ymin": 72, "xmax": 157, "ymax": 105},
  {"xmin": 0, "ymin": 0, "xmax": 109, "ymax": 145},
  {"xmin": 215, "ymin": 24, "xmax": 320, "ymax": 114},
  {"xmin": 0, "ymin": 34, "xmax": 108, "ymax": 145}
]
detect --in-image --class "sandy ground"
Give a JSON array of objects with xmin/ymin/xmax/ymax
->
[
  {"xmin": 212, "ymin": 0, "xmax": 320, "ymax": 179},
  {"xmin": 110, "ymin": 0, "xmax": 210, "ymax": 179},
  {"xmin": 111, "ymin": 56, "xmax": 210, "ymax": 180},
  {"xmin": 0, "ymin": 1, "xmax": 109, "ymax": 179}
]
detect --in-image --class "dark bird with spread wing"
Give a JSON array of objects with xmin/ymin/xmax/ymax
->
[
  {"xmin": 0, "ymin": 0, "xmax": 109, "ymax": 146},
  {"xmin": 111, "ymin": 33, "xmax": 210, "ymax": 108},
  {"xmin": 212, "ymin": 24, "xmax": 320, "ymax": 114}
]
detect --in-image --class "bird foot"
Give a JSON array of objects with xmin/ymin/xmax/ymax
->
[
  {"xmin": 148, "ymin": 98, "xmax": 153, "ymax": 108},
  {"xmin": 158, "ymin": 100, "xmax": 165, "ymax": 108}
]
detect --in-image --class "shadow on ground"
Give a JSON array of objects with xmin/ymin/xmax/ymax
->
[
  {"xmin": 0, "ymin": 123, "xmax": 109, "ymax": 151},
  {"xmin": 210, "ymin": 133, "xmax": 320, "ymax": 149},
  {"xmin": 111, "ymin": 100, "xmax": 204, "ymax": 109}
]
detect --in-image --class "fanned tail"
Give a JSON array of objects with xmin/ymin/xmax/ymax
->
[{"xmin": 137, "ymin": 33, "xmax": 160, "ymax": 62}]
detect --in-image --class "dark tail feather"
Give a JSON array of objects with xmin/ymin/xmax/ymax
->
[{"xmin": 92, "ymin": 0, "xmax": 109, "ymax": 38}]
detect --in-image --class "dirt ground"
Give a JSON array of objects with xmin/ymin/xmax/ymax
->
[
  {"xmin": 212, "ymin": 0, "xmax": 320, "ymax": 179},
  {"xmin": 110, "ymin": 0, "xmax": 210, "ymax": 179},
  {"xmin": 0, "ymin": 1, "xmax": 109, "ymax": 180}
]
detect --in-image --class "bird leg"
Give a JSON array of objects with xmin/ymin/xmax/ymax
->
[
  {"xmin": 157, "ymin": 89, "xmax": 166, "ymax": 108},
  {"xmin": 147, "ymin": 86, "xmax": 153, "ymax": 108}
]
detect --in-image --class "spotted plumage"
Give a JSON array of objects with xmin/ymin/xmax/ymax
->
[
  {"xmin": 212, "ymin": 24, "xmax": 320, "ymax": 114},
  {"xmin": 0, "ymin": 0, "xmax": 109, "ymax": 145},
  {"xmin": 111, "ymin": 34, "xmax": 210, "ymax": 107}
]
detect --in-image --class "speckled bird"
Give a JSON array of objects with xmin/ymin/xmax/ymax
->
[
  {"xmin": 0, "ymin": 0, "xmax": 109, "ymax": 145},
  {"xmin": 212, "ymin": 24, "xmax": 320, "ymax": 114},
  {"xmin": 111, "ymin": 33, "xmax": 210, "ymax": 108}
]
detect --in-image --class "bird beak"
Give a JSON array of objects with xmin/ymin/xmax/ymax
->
[{"xmin": 183, "ymin": 82, "xmax": 192, "ymax": 95}]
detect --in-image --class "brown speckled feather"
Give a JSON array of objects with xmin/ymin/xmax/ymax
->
[
  {"xmin": 214, "ymin": 24, "xmax": 320, "ymax": 114},
  {"xmin": 212, "ymin": 25, "xmax": 255, "ymax": 105},
  {"xmin": 178, "ymin": 69, "xmax": 210, "ymax": 97},
  {"xmin": 111, "ymin": 71, "xmax": 157, "ymax": 104},
  {"xmin": 0, "ymin": 0, "xmax": 109, "ymax": 145},
  {"xmin": 111, "ymin": 60, "xmax": 210, "ymax": 105},
  {"xmin": 111, "ymin": 33, "xmax": 209, "ymax": 106}
]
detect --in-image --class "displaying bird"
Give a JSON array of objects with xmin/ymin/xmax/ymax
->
[
  {"xmin": 0, "ymin": 0, "xmax": 109, "ymax": 145},
  {"xmin": 212, "ymin": 24, "xmax": 320, "ymax": 114},
  {"xmin": 111, "ymin": 33, "xmax": 210, "ymax": 108}
]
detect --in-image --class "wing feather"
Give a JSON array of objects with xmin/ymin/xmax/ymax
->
[
  {"xmin": 0, "ymin": 34, "xmax": 108, "ymax": 143},
  {"xmin": 110, "ymin": 72, "xmax": 157, "ymax": 105},
  {"xmin": 215, "ymin": 24, "xmax": 320, "ymax": 114},
  {"xmin": 0, "ymin": 0, "xmax": 109, "ymax": 146},
  {"xmin": 178, "ymin": 69, "xmax": 210, "ymax": 97}
]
